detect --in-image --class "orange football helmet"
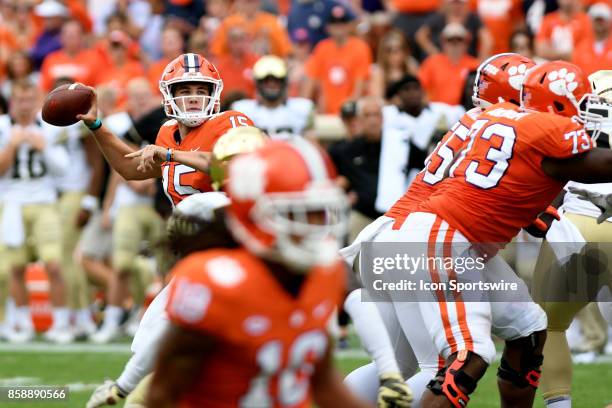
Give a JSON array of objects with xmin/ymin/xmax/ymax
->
[
  {"xmin": 159, "ymin": 53, "xmax": 223, "ymax": 127},
  {"xmin": 520, "ymin": 60, "xmax": 590, "ymax": 118},
  {"xmin": 472, "ymin": 53, "xmax": 536, "ymax": 108},
  {"xmin": 225, "ymin": 139, "xmax": 349, "ymax": 272}
]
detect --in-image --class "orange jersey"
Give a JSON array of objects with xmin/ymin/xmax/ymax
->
[
  {"xmin": 471, "ymin": 0, "xmax": 523, "ymax": 54},
  {"xmin": 39, "ymin": 49, "xmax": 98, "ymax": 91},
  {"xmin": 571, "ymin": 36, "xmax": 612, "ymax": 77},
  {"xmin": 392, "ymin": 0, "xmax": 441, "ymax": 13},
  {"xmin": 421, "ymin": 102, "xmax": 594, "ymax": 244},
  {"xmin": 386, "ymin": 108, "xmax": 481, "ymax": 227},
  {"xmin": 155, "ymin": 111, "xmax": 254, "ymax": 206},
  {"xmin": 535, "ymin": 11, "xmax": 593, "ymax": 51},
  {"xmin": 166, "ymin": 248, "xmax": 346, "ymax": 408},
  {"xmin": 305, "ymin": 36, "xmax": 373, "ymax": 114},
  {"xmin": 418, "ymin": 53, "xmax": 480, "ymax": 105}
]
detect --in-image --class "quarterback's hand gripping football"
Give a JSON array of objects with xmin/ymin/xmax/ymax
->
[
  {"xmin": 85, "ymin": 380, "xmax": 126, "ymax": 408},
  {"xmin": 76, "ymin": 85, "xmax": 99, "ymax": 128},
  {"xmin": 568, "ymin": 187, "xmax": 612, "ymax": 224},
  {"xmin": 377, "ymin": 372, "xmax": 413, "ymax": 408}
]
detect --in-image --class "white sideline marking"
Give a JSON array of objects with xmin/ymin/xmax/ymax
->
[
  {"xmin": 0, "ymin": 343, "xmax": 611, "ymax": 365},
  {"xmin": 0, "ymin": 342, "xmax": 132, "ymax": 353},
  {"xmin": 335, "ymin": 349, "xmax": 368, "ymax": 359},
  {"xmin": 65, "ymin": 382, "xmax": 99, "ymax": 392},
  {"xmin": 0, "ymin": 377, "xmax": 40, "ymax": 385}
]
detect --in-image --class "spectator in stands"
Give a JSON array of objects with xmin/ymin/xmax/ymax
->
[
  {"xmin": 475, "ymin": 0, "xmax": 524, "ymax": 55},
  {"xmin": 199, "ymin": 0, "xmax": 230, "ymax": 41},
  {"xmin": 535, "ymin": 0, "xmax": 593, "ymax": 61},
  {"xmin": 510, "ymin": 29, "xmax": 536, "ymax": 59},
  {"xmin": 303, "ymin": 4, "xmax": 373, "ymax": 115},
  {"xmin": 2, "ymin": 1, "xmax": 40, "ymax": 51},
  {"xmin": 98, "ymin": 12, "xmax": 141, "ymax": 62},
  {"xmin": 187, "ymin": 29, "xmax": 209, "ymax": 59},
  {"xmin": 95, "ymin": 30, "xmax": 146, "ymax": 109},
  {"xmin": 164, "ymin": 0, "xmax": 205, "ymax": 30},
  {"xmin": 39, "ymin": 20, "xmax": 97, "ymax": 92},
  {"xmin": 211, "ymin": 0, "xmax": 292, "ymax": 58},
  {"xmin": 389, "ymin": 0, "xmax": 441, "ymax": 58},
  {"xmin": 30, "ymin": 0, "xmax": 70, "ymax": 69},
  {"xmin": 287, "ymin": 28, "xmax": 311, "ymax": 97},
  {"xmin": 339, "ymin": 99, "xmax": 361, "ymax": 140},
  {"xmin": 287, "ymin": 0, "xmax": 338, "ymax": 48},
  {"xmin": 0, "ymin": 9, "xmax": 20, "ymax": 81},
  {"xmin": 329, "ymin": 96, "xmax": 384, "ymax": 242},
  {"xmin": 213, "ymin": 25, "xmax": 259, "ymax": 103},
  {"xmin": 147, "ymin": 26, "xmax": 185, "ymax": 94},
  {"xmin": 572, "ymin": 3, "xmax": 612, "ymax": 76},
  {"xmin": 418, "ymin": 22, "xmax": 479, "ymax": 105},
  {"xmin": 415, "ymin": 0, "xmax": 492, "ymax": 60},
  {"xmin": 369, "ymin": 29, "xmax": 419, "ymax": 99},
  {"xmin": 1, "ymin": 51, "xmax": 38, "ymax": 101},
  {"xmin": 137, "ymin": 0, "xmax": 166, "ymax": 62}
]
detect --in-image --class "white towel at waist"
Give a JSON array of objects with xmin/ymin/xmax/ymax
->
[
  {"xmin": 340, "ymin": 215, "xmax": 395, "ymax": 268},
  {"xmin": 545, "ymin": 209, "xmax": 586, "ymax": 263},
  {"xmin": 1, "ymin": 201, "xmax": 25, "ymax": 247}
]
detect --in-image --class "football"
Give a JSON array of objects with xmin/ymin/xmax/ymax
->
[{"xmin": 42, "ymin": 83, "xmax": 94, "ymax": 127}]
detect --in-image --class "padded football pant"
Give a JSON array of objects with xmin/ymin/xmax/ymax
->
[
  {"xmin": 534, "ymin": 212, "xmax": 612, "ymax": 401},
  {"xmin": 123, "ymin": 373, "xmax": 151, "ymax": 408},
  {"xmin": 112, "ymin": 204, "xmax": 164, "ymax": 304},
  {"xmin": 58, "ymin": 192, "xmax": 91, "ymax": 310},
  {"xmin": 3, "ymin": 203, "xmax": 62, "ymax": 267},
  {"xmin": 373, "ymin": 213, "xmax": 545, "ymax": 364}
]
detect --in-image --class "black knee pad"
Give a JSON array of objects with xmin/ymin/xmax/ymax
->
[
  {"xmin": 498, "ymin": 330, "xmax": 546, "ymax": 389},
  {"xmin": 427, "ymin": 350, "xmax": 485, "ymax": 408}
]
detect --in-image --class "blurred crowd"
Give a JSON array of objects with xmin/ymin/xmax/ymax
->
[{"xmin": 0, "ymin": 0, "xmax": 611, "ymax": 349}]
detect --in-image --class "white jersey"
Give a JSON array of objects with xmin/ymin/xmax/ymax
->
[
  {"xmin": 0, "ymin": 114, "xmax": 68, "ymax": 204},
  {"xmin": 105, "ymin": 111, "xmax": 154, "ymax": 213},
  {"xmin": 376, "ymin": 103, "xmax": 465, "ymax": 212},
  {"xmin": 231, "ymin": 98, "xmax": 314, "ymax": 139},
  {"xmin": 54, "ymin": 123, "xmax": 92, "ymax": 193},
  {"xmin": 563, "ymin": 181, "xmax": 612, "ymax": 222}
]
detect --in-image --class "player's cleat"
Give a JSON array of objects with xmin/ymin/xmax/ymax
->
[
  {"xmin": 378, "ymin": 372, "xmax": 413, "ymax": 408},
  {"xmin": 86, "ymin": 380, "xmax": 126, "ymax": 408},
  {"xmin": 43, "ymin": 327, "xmax": 75, "ymax": 344},
  {"xmin": 572, "ymin": 351, "xmax": 597, "ymax": 364},
  {"xmin": 4, "ymin": 327, "xmax": 35, "ymax": 344},
  {"xmin": 73, "ymin": 320, "xmax": 98, "ymax": 340},
  {"xmin": 90, "ymin": 325, "xmax": 122, "ymax": 344}
]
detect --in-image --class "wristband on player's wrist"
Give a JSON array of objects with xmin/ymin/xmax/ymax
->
[
  {"xmin": 166, "ymin": 148, "xmax": 174, "ymax": 162},
  {"xmin": 80, "ymin": 194, "xmax": 99, "ymax": 212},
  {"xmin": 86, "ymin": 118, "xmax": 102, "ymax": 131}
]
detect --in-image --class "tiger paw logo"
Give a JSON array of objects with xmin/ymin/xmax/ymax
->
[
  {"xmin": 507, "ymin": 64, "xmax": 528, "ymax": 90},
  {"xmin": 547, "ymin": 68, "xmax": 578, "ymax": 96}
]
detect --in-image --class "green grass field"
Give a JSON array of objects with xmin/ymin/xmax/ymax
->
[{"xmin": 0, "ymin": 346, "xmax": 610, "ymax": 407}]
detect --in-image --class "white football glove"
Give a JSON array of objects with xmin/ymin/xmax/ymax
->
[
  {"xmin": 377, "ymin": 372, "xmax": 413, "ymax": 408},
  {"xmin": 86, "ymin": 380, "xmax": 127, "ymax": 408},
  {"xmin": 568, "ymin": 187, "xmax": 612, "ymax": 224}
]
